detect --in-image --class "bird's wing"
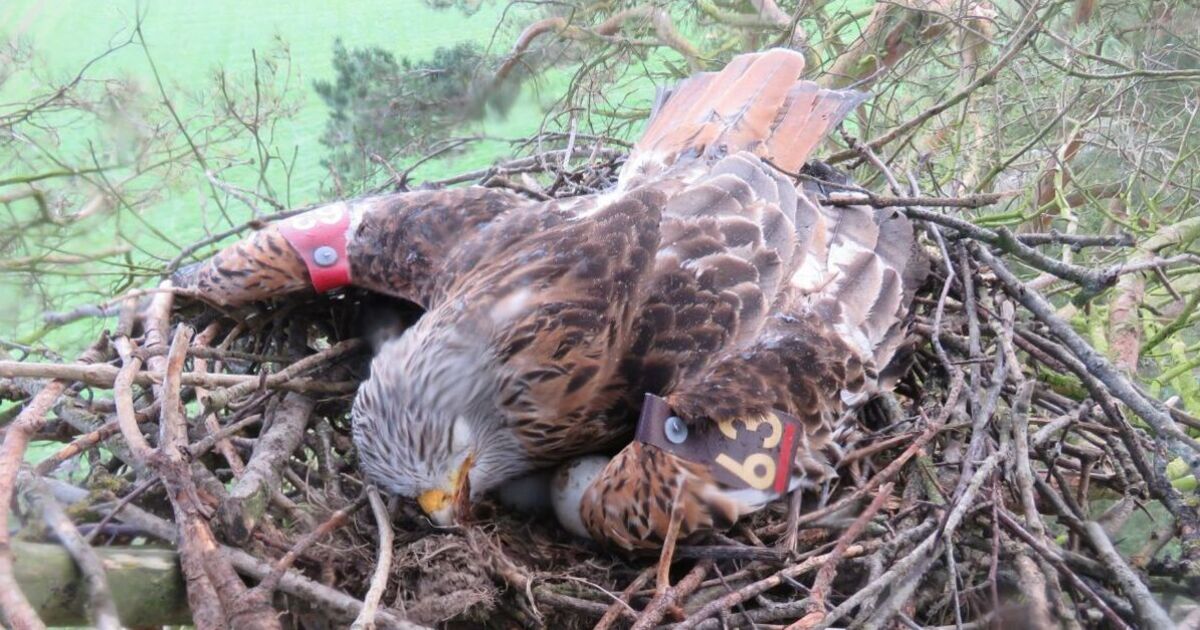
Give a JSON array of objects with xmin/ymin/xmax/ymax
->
[
  {"xmin": 438, "ymin": 51, "xmax": 865, "ymax": 467},
  {"xmin": 447, "ymin": 187, "xmax": 669, "ymax": 461},
  {"xmin": 581, "ymin": 197, "xmax": 927, "ymax": 550},
  {"xmin": 605, "ymin": 153, "xmax": 802, "ymax": 413},
  {"xmin": 670, "ymin": 199, "xmax": 927, "ymax": 423},
  {"xmin": 172, "ymin": 186, "xmax": 535, "ymax": 308},
  {"xmin": 567, "ymin": 50, "xmax": 915, "ymax": 550},
  {"xmin": 605, "ymin": 51, "xmax": 865, "ymax": 421}
]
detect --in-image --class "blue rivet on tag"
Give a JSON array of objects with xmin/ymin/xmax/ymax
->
[
  {"xmin": 664, "ymin": 416, "xmax": 688, "ymax": 444},
  {"xmin": 313, "ymin": 246, "xmax": 338, "ymax": 267}
]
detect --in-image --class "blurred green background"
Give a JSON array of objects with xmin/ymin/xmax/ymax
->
[{"xmin": 0, "ymin": 0, "xmax": 574, "ymax": 349}]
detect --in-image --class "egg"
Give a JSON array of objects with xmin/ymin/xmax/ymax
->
[{"xmin": 550, "ymin": 456, "xmax": 610, "ymax": 540}]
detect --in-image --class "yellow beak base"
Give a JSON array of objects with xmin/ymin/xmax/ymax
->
[
  {"xmin": 418, "ymin": 489, "xmax": 451, "ymax": 516},
  {"xmin": 417, "ymin": 455, "xmax": 475, "ymax": 524}
]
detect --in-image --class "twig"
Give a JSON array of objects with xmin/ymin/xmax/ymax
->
[
  {"xmin": 674, "ymin": 544, "xmax": 787, "ymax": 562},
  {"xmin": 1083, "ymin": 521, "xmax": 1174, "ymax": 628},
  {"xmin": 217, "ymin": 392, "xmax": 315, "ymax": 543},
  {"xmin": 631, "ymin": 560, "xmax": 711, "ymax": 630},
  {"xmin": 202, "ymin": 338, "xmax": 364, "ymax": 409},
  {"xmin": 974, "ymin": 244, "xmax": 1200, "ymax": 507},
  {"xmin": 1013, "ymin": 553, "xmax": 1056, "ymax": 629},
  {"xmin": 825, "ymin": 0, "xmax": 1053, "ymax": 163},
  {"xmin": 352, "ymin": 487, "xmax": 394, "ymax": 630},
  {"xmin": 674, "ymin": 543, "xmax": 881, "ymax": 630},
  {"xmin": 1016, "ymin": 231, "xmax": 1135, "ymax": 248},
  {"xmin": 227, "ymin": 544, "xmax": 423, "ymax": 629},
  {"xmin": 776, "ymin": 384, "xmax": 960, "ymax": 533},
  {"xmin": 0, "ymin": 338, "xmax": 107, "ymax": 630},
  {"xmin": 594, "ymin": 566, "xmax": 651, "ymax": 630},
  {"xmin": 418, "ymin": 147, "xmax": 624, "ymax": 188},
  {"xmin": 998, "ymin": 511, "xmax": 1132, "ymax": 630},
  {"xmin": 0, "ymin": 360, "xmax": 358, "ymax": 395},
  {"xmin": 188, "ymin": 413, "xmax": 264, "ymax": 459},
  {"xmin": 32, "ymin": 419, "xmax": 120, "ymax": 476},
  {"xmin": 192, "ymin": 322, "xmax": 247, "ymax": 477},
  {"xmin": 113, "ymin": 326, "xmax": 154, "ymax": 465},
  {"xmin": 84, "ymin": 478, "xmax": 160, "ymax": 546},
  {"xmin": 1004, "ymin": 261, "xmax": 1182, "ymax": 455},
  {"xmin": 794, "ymin": 483, "xmax": 894, "ymax": 626},
  {"xmin": 21, "ymin": 475, "xmax": 121, "ymax": 630},
  {"xmin": 655, "ymin": 483, "xmax": 686, "ymax": 595},
  {"xmin": 254, "ymin": 493, "xmax": 368, "ymax": 597},
  {"xmin": 813, "ymin": 445, "xmax": 1010, "ymax": 630},
  {"xmin": 153, "ymin": 325, "xmax": 280, "ymax": 629},
  {"xmin": 822, "ymin": 190, "xmax": 1015, "ymax": 208},
  {"xmin": 46, "ymin": 480, "xmax": 423, "ymax": 629}
]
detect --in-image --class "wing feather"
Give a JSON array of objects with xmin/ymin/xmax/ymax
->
[
  {"xmin": 470, "ymin": 188, "xmax": 667, "ymax": 460},
  {"xmin": 173, "ymin": 187, "xmax": 537, "ymax": 309}
]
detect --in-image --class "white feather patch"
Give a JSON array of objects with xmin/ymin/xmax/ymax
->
[{"xmin": 489, "ymin": 287, "xmax": 535, "ymax": 327}]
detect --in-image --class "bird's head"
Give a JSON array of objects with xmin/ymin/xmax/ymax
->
[{"xmin": 350, "ymin": 318, "xmax": 529, "ymax": 525}]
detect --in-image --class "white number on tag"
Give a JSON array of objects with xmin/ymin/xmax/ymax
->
[
  {"xmin": 289, "ymin": 204, "xmax": 345, "ymax": 231},
  {"xmin": 715, "ymin": 452, "xmax": 776, "ymax": 490}
]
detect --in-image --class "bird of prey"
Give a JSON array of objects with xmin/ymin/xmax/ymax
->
[
  {"xmin": 175, "ymin": 49, "xmax": 924, "ymax": 549},
  {"xmin": 555, "ymin": 179, "xmax": 924, "ymax": 549}
]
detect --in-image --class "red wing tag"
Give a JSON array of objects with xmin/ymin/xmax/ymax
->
[
  {"xmin": 276, "ymin": 203, "xmax": 352, "ymax": 293},
  {"xmin": 635, "ymin": 393, "xmax": 801, "ymax": 495}
]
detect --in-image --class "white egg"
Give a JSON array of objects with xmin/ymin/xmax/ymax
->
[{"xmin": 551, "ymin": 455, "xmax": 610, "ymax": 540}]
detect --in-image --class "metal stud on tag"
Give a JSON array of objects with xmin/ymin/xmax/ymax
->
[
  {"xmin": 664, "ymin": 416, "xmax": 688, "ymax": 444},
  {"xmin": 313, "ymin": 246, "xmax": 339, "ymax": 268}
]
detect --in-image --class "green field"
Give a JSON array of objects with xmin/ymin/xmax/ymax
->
[
  {"xmin": 3, "ymin": 0, "xmax": 549, "ymax": 189},
  {"xmin": 0, "ymin": 0, "xmax": 576, "ymax": 347}
]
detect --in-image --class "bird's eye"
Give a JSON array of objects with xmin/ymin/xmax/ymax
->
[{"xmin": 451, "ymin": 417, "xmax": 473, "ymax": 452}]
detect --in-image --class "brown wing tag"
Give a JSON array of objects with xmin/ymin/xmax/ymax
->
[{"xmin": 634, "ymin": 393, "xmax": 801, "ymax": 495}]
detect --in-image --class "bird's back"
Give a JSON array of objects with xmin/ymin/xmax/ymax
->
[
  {"xmin": 599, "ymin": 49, "xmax": 918, "ymax": 420},
  {"xmin": 574, "ymin": 51, "xmax": 928, "ymax": 549},
  {"xmin": 401, "ymin": 50, "xmax": 879, "ymax": 461}
]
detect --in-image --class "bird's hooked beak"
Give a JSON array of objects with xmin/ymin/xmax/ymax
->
[{"xmin": 417, "ymin": 454, "xmax": 474, "ymax": 525}]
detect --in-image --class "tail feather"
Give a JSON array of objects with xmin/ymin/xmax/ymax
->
[
  {"xmin": 640, "ymin": 71, "xmax": 719, "ymax": 153},
  {"xmin": 770, "ymin": 82, "xmax": 866, "ymax": 172},
  {"xmin": 679, "ymin": 51, "xmax": 806, "ymax": 158},
  {"xmin": 620, "ymin": 49, "xmax": 865, "ymax": 189}
]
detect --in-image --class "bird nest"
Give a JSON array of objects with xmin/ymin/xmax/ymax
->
[{"xmin": 1, "ymin": 148, "xmax": 1197, "ymax": 630}]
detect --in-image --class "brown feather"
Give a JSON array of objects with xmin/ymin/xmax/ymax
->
[
  {"xmin": 768, "ymin": 82, "xmax": 866, "ymax": 173},
  {"xmin": 350, "ymin": 187, "xmax": 532, "ymax": 308},
  {"xmin": 620, "ymin": 49, "xmax": 865, "ymax": 188},
  {"xmin": 581, "ymin": 169, "xmax": 927, "ymax": 548},
  {"xmin": 580, "ymin": 442, "xmax": 740, "ymax": 551},
  {"xmin": 476, "ymin": 187, "xmax": 668, "ymax": 460},
  {"xmin": 177, "ymin": 225, "xmax": 310, "ymax": 306},
  {"xmin": 173, "ymin": 50, "xmax": 924, "ymax": 552}
]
